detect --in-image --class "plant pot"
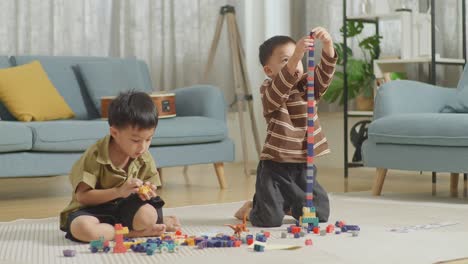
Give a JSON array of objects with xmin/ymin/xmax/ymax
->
[{"xmin": 355, "ymin": 95, "xmax": 374, "ymax": 111}]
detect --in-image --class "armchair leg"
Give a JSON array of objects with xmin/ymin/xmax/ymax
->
[
  {"xmin": 450, "ymin": 173, "xmax": 459, "ymax": 197},
  {"xmin": 372, "ymin": 168, "xmax": 388, "ymax": 196},
  {"xmin": 214, "ymin": 163, "xmax": 227, "ymax": 189}
]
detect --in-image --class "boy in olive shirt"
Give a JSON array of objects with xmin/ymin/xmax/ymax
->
[{"xmin": 60, "ymin": 91, "xmax": 179, "ymax": 242}]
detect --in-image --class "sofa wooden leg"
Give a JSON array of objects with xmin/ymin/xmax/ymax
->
[
  {"xmin": 157, "ymin": 168, "xmax": 163, "ymax": 187},
  {"xmin": 450, "ymin": 173, "xmax": 459, "ymax": 197},
  {"xmin": 214, "ymin": 162, "xmax": 227, "ymax": 189},
  {"xmin": 372, "ymin": 168, "xmax": 387, "ymax": 196},
  {"xmin": 464, "ymin": 173, "xmax": 467, "ymax": 198}
]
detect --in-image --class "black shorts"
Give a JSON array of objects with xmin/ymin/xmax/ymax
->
[{"xmin": 64, "ymin": 194, "xmax": 165, "ymax": 242}]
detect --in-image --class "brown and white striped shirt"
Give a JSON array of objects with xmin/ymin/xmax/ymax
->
[{"xmin": 260, "ymin": 51, "xmax": 337, "ymax": 163}]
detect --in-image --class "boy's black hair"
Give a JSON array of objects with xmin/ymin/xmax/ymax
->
[
  {"xmin": 259, "ymin": 35, "xmax": 296, "ymax": 66},
  {"xmin": 108, "ymin": 90, "xmax": 158, "ymax": 129}
]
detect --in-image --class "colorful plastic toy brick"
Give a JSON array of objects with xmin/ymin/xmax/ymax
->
[
  {"xmin": 351, "ymin": 230, "xmax": 359, "ymax": 237},
  {"xmin": 197, "ymin": 240, "xmax": 208, "ymax": 249},
  {"xmin": 63, "ymin": 249, "xmax": 76, "ymax": 257},
  {"xmin": 320, "ymin": 230, "xmax": 327, "ymax": 236},
  {"xmin": 89, "ymin": 236, "xmax": 111, "ymax": 253},
  {"xmin": 263, "ymin": 231, "xmax": 270, "ymax": 238},
  {"xmin": 299, "ymin": 31, "xmax": 320, "ymax": 231},
  {"xmin": 138, "ymin": 185, "xmax": 152, "ymax": 196},
  {"xmin": 335, "ymin": 221, "xmax": 345, "ymax": 228},
  {"xmin": 326, "ymin": 224, "xmax": 335, "ymax": 233},
  {"xmin": 305, "ymin": 239, "xmax": 313, "ymax": 246},
  {"xmin": 294, "ymin": 233, "xmax": 300, "ymax": 239},
  {"xmin": 281, "ymin": 232, "xmax": 287, "ymax": 238},
  {"xmin": 113, "ymin": 223, "xmax": 129, "ymax": 253},
  {"xmin": 313, "ymin": 227, "xmax": 320, "ymax": 234},
  {"xmin": 341, "ymin": 225, "xmax": 360, "ymax": 232}
]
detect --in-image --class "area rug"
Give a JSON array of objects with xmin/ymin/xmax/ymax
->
[{"xmin": 1, "ymin": 194, "xmax": 467, "ymax": 264}]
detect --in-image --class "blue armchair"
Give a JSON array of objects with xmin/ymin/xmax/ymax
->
[{"xmin": 363, "ymin": 65, "xmax": 468, "ymax": 196}]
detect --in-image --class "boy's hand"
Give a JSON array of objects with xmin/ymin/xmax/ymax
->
[
  {"xmin": 138, "ymin": 181, "xmax": 158, "ymax": 201},
  {"xmin": 311, "ymin": 27, "xmax": 335, "ymax": 58},
  {"xmin": 116, "ymin": 178, "xmax": 142, "ymax": 198},
  {"xmin": 292, "ymin": 36, "xmax": 314, "ymax": 60},
  {"xmin": 287, "ymin": 36, "xmax": 314, "ymax": 75}
]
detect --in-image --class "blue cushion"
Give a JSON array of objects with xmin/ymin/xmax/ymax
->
[
  {"xmin": 26, "ymin": 120, "xmax": 109, "ymax": 152},
  {"xmin": 25, "ymin": 116, "xmax": 226, "ymax": 152},
  {"xmin": 153, "ymin": 117, "xmax": 227, "ymax": 146},
  {"xmin": 368, "ymin": 113, "xmax": 468, "ymax": 146},
  {"xmin": 0, "ymin": 121, "xmax": 33, "ymax": 152},
  {"xmin": 0, "ymin": 57, "xmax": 15, "ymax": 120},
  {"xmin": 77, "ymin": 60, "xmax": 152, "ymax": 115},
  {"xmin": 441, "ymin": 64, "xmax": 468, "ymax": 112}
]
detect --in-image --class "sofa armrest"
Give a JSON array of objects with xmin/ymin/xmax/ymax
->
[
  {"xmin": 174, "ymin": 85, "xmax": 226, "ymax": 121},
  {"xmin": 374, "ymin": 80, "xmax": 456, "ymax": 119}
]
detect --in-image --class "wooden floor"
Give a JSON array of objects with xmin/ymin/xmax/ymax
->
[{"xmin": 0, "ymin": 162, "xmax": 465, "ymax": 221}]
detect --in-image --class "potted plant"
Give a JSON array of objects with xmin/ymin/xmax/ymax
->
[{"xmin": 323, "ymin": 21, "xmax": 381, "ymax": 111}]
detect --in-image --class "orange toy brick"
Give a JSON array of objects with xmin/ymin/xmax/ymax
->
[{"xmin": 326, "ymin": 224, "xmax": 335, "ymax": 233}]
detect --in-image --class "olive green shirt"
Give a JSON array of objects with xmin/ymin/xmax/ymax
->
[{"xmin": 59, "ymin": 135, "xmax": 161, "ymax": 231}]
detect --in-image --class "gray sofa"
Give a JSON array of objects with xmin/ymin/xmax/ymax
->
[
  {"xmin": 0, "ymin": 55, "xmax": 234, "ymax": 189},
  {"xmin": 363, "ymin": 65, "xmax": 468, "ymax": 196}
]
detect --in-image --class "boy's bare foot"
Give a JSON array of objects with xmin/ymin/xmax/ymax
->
[
  {"xmin": 234, "ymin": 201, "xmax": 252, "ymax": 220},
  {"xmin": 127, "ymin": 224, "xmax": 166, "ymax": 238},
  {"xmin": 163, "ymin": 216, "xmax": 181, "ymax": 232}
]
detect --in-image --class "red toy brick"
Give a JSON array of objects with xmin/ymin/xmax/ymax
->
[{"xmin": 313, "ymin": 227, "xmax": 320, "ymax": 234}]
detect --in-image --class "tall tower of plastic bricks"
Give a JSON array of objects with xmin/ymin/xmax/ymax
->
[{"xmin": 300, "ymin": 31, "xmax": 320, "ymax": 229}]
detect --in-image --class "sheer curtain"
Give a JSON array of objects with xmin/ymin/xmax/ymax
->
[{"xmin": 0, "ymin": 0, "xmax": 238, "ymax": 100}]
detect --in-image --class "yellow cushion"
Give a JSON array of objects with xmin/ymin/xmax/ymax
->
[{"xmin": 0, "ymin": 61, "xmax": 75, "ymax": 121}]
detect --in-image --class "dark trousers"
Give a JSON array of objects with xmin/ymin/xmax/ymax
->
[
  {"xmin": 64, "ymin": 194, "xmax": 165, "ymax": 242},
  {"xmin": 249, "ymin": 160, "xmax": 330, "ymax": 227}
]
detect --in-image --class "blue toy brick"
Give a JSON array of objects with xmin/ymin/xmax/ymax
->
[
  {"xmin": 246, "ymin": 234, "xmax": 253, "ymax": 239},
  {"xmin": 63, "ymin": 249, "xmax": 76, "ymax": 257},
  {"xmin": 341, "ymin": 225, "xmax": 360, "ymax": 232},
  {"xmin": 207, "ymin": 240, "xmax": 215, "ymax": 248},
  {"xmin": 287, "ymin": 226, "xmax": 292, "ymax": 233},
  {"xmin": 335, "ymin": 230, "xmax": 341, "ymax": 235},
  {"xmin": 294, "ymin": 233, "xmax": 300, "ymax": 238}
]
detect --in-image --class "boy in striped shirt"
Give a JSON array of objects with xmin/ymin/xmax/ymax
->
[{"xmin": 235, "ymin": 27, "xmax": 337, "ymax": 227}]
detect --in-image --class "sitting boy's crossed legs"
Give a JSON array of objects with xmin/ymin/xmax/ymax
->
[
  {"xmin": 235, "ymin": 160, "xmax": 329, "ymax": 227},
  {"xmin": 67, "ymin": 194, "xmax": 180, "ymax": 242}
]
